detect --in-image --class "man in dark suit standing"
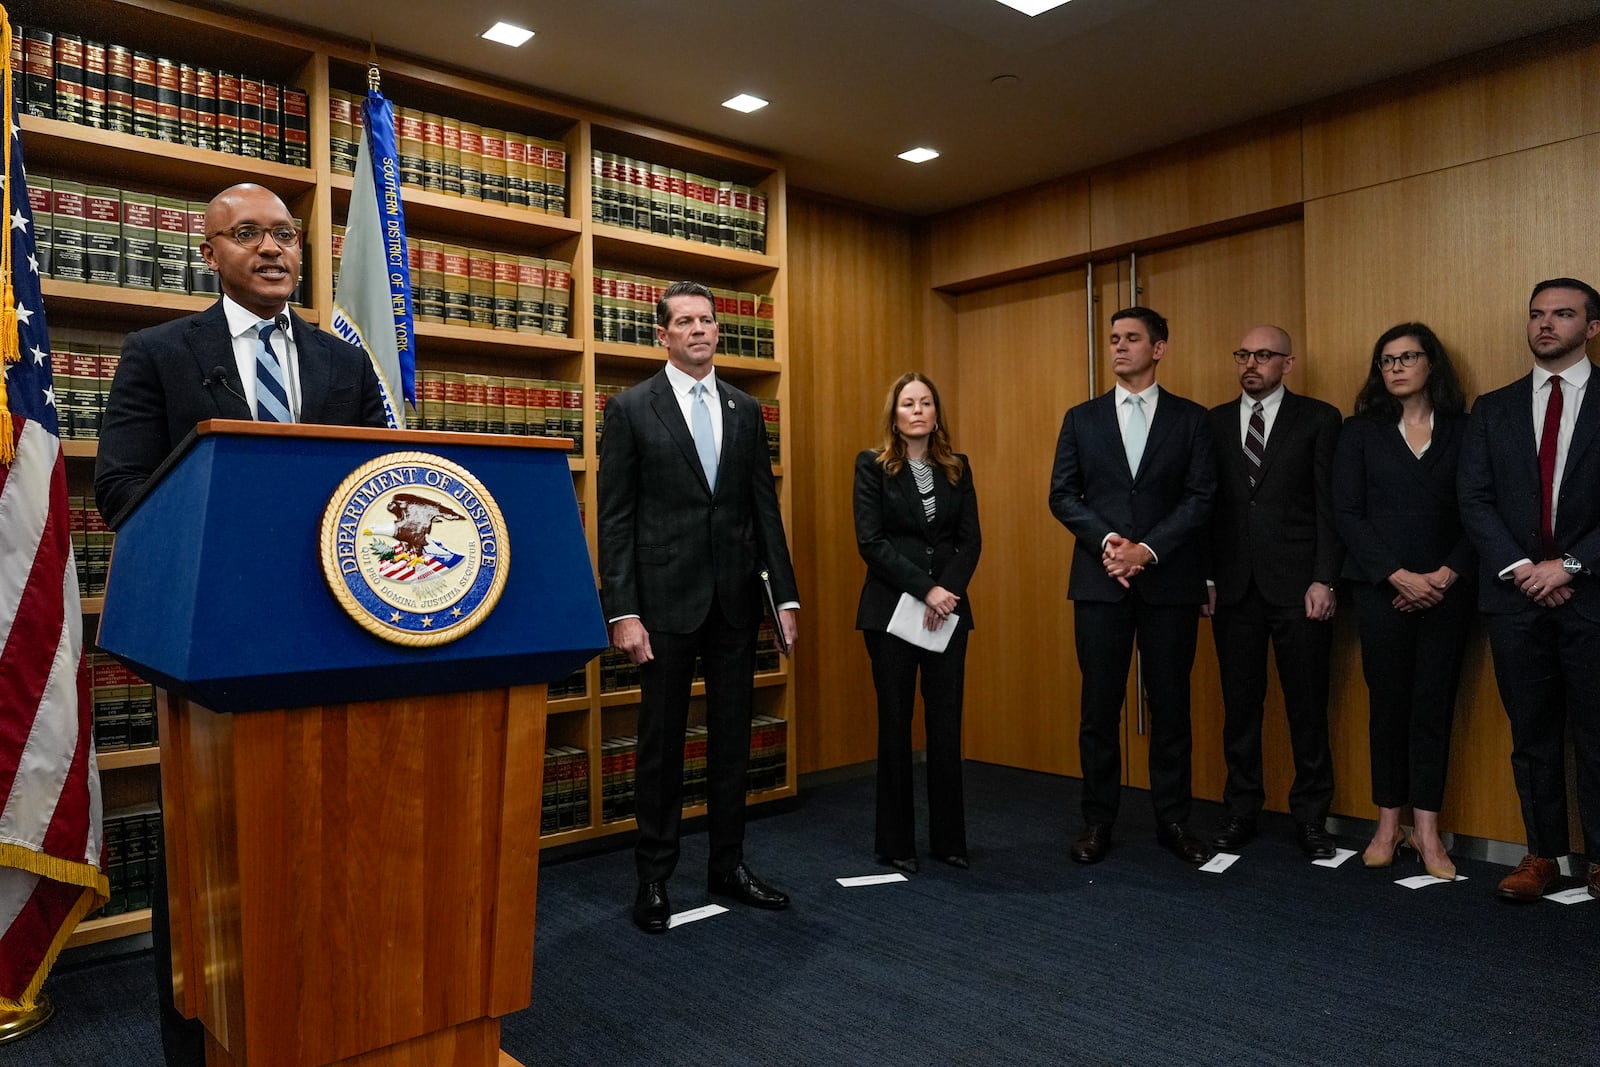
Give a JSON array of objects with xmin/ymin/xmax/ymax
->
[
  {"xmin": 1206, "ymin": 325, "xmax": 1344, "ymax": 859},
  {"xmin": 598, "ymin": 280, "xmax": 799, "ymax": 932},
  {"xmin": 94, "ymin": 182, "xmax": 386, "ymax": 1067},
  {"xmin": 96, "ymin": 183, "xmax": 385, "ymax": 524},
  {"xmin": 1050, "ymin": 306, "xmax": 1216, "ymax": 866},
  {"xmin": 1460, "ymin": 277, "xmax": 1600, "ymax": 902}
]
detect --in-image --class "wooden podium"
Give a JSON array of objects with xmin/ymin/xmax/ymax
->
[{"xmin": 98, "ymin": 422, "xmax": 606, "ymax": 1066}]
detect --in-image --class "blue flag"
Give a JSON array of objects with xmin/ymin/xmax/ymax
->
[{"xmin": 331, "ymin": 84, "xmax": 415, "ymax": 427}]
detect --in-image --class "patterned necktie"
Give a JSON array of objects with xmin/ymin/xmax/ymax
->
[
  {"xmin": 691, "ymin": 381, "xmax": 718, "ymax": 491},
  {"xmin": 1123, "ymin": 394, "xmax": 1147, "ymax": 476},
  {"xmin": 255, "ymin": 319, "xmax": 292, "ymax": 423},
  {"xmin": 1539, "ymin": 375, "xmax": 1564, "ymax": 555},
  {"xmin": 1245, "ymin": 400, "xmax": 1266, "ymax": 488}
]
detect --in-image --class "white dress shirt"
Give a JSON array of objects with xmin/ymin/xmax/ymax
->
[
  {"xmin": 1236, "ymin": 384, "xmax": 1285, "ymax": 449},
  {"xmin": 221, "ymin": 294, "xmax": 300, "ymax": 421},
  {"xmin": 663, "ymin": 360, "xmax": 722, "ymax": 454}
]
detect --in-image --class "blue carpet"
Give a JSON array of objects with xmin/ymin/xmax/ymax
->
[{"xmin": 5, "ymin": 762, "xmax": 1596, "ymax": 1065}]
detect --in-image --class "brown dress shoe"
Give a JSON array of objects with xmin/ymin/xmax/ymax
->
[
  {"xmin": 1497, "ymin": 854, "xmax": 1560, "ymax": 901},
  {"xmin": 1588, "ymin": 863, "xmax": 1599, "ymax": 900}
]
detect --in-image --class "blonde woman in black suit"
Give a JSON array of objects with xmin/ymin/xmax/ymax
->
[
  {"xmin": 1333, "ymin": 323, "xmax": 1473, "ymax": 880},
  {"xmin": 854, "ymin": 373, "xmax": 981, "ymax": 872}
]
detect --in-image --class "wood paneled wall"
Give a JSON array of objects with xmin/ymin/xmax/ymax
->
[
  {"xmin": 786, "ymin": 197, "xmax": 954, "ymax": 775},
  {"xmin": 786, "ymin": 18, "xmax": 1600, "ymax": 849}
]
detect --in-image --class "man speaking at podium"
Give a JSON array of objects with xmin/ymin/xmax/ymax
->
[
  {"xmin": 94, "ymin": 182, "xmax": 385, "ymax": 1067},
  {"xmin": 96, "ymin": 182, "xmax": 386, "ymax": 524}
]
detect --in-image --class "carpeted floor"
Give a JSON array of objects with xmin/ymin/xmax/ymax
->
[{"xmin": 7, "ymin": 762, "xmax": 1597, "ymax": 1066}]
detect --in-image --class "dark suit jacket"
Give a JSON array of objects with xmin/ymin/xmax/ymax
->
[
  {"xmin": 1207, "ymin": 390, "xmax": 1344, "ymax": 607},
  {"xmin": 94, "ymin": 300, "xmax": 386, "ymax": 527},
  {"xmin": 853, "ymin": 449, "xmax": 981, "ymax": 633},
  {"xmin": 1333, "ymin": 411, "xmax": 1474, "ymax": 585},
  {"xmin": 1460, "ymin": 363, "xmax": 1600, "ymax": 620},
  {"xmin": 1049, "ymin": 386, "xmax": 1215, "ymax": 604},
  {"xmin": 597, "ymin": 368, "xmax": 797, "ymax": 634}
]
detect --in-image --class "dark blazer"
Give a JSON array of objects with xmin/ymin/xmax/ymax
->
[
  {"xmin": 597, "ymin": 368, "xmax": 797, "ymax": 634},
  {"xmin": 853, "ymin": 449, "xmax": 981, "ymax": 633},
  {"xmin": 95, "ymin": 300, "xmax": 386, "ymax": 526},
  {"xmin": 1334, "ymin": 411, "xmax": 1474, "ymax": 585},
  {"xmin": 1207, "ymin": 390, "xmax": 1344, "ymax": 607},
  {"xmin": 1049, "ymin": 386, "xmax": 1215, "ymax": 604},
  {"xmin": 1460, "ymin": 363, "xmax": 1600, "ymax": 620}
]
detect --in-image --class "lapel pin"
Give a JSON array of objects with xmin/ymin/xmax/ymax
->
[{"xmin": 727, "ymin": 399, "xmax": 735, "ymax": 409}]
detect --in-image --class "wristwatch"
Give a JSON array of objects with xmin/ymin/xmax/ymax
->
[{"xmin": 1563, "ymin": 555, "xmax": 1584, "ymax": 576}]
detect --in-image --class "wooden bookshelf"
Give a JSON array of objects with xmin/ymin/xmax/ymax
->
[{"xmin": 30, "ymin": 0, "xmax": 795, "ymax": 948}]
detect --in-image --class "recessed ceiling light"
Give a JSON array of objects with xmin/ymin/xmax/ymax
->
[
  {"xmin": 898, "ymin": 147, "xmax": 940, "ymax": 164},
  {"xmin": 992, "ymin": 0, "xmax": 1075, "ymax": 14},
  {"xmin": 722, "ymin": 94, "xmax": 769, "ymax": 114},
  {"xmin": 481, "ymin": 22, "xmax": 535, "ymax": 47}
]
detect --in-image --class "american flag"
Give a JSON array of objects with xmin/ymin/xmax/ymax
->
[{"xmin": 0, "ymin": 40, "xmax": 108, "ymax": 1009}]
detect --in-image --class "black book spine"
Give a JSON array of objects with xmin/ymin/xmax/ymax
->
[
  {"xmin": 23, "ymin": 28, "xmax": 54, "ymax": 120},
  {"xmin": 215, "ymin": 70, "xmax": 240, "ymax": 155},
  {"xmin": 281, "ymin": 86, "xmax": 308, "ymax": 168},
  {"xmin": 54, "ymin": 34, "xmax": 86, "ymax": 127},
  {"xmin": 195, "ymin": 68, "xmax": 217, "ymax": 152},
  {"xmin": 104, "ymin": 45, "xmax": 133, "ymax": 133},
  {"xmin": 131, "ymin": 52, "xmax": 158, "ymax": 139},
  {"xmin": 260, "ymin": 82, "xmax": 281, "ymax": 164},
  {"xmin": 236, "ymin": 76, "xmax": 261, "ymax": 159},
  {"xmin": 154, "ymin": 57, "xmax": 181, "ymax": 142},
  {"xmin": 82, "ymin": 40, "xmax": 107, "ymax": 129},
  {"xmin": 179, "ymin": 63, "xmax": 198, "ymax": 147}
]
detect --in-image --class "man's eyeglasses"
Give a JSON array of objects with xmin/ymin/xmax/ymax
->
[
  {"xmin": 1232, "ymin": 349, "xmax": 1288, "ymax": 365},
  {"xmin": 1378, "ymin": 351, "xmax": 1427, "ymax": 370},
  {"xmin": 206, "ymin": 224, "xmax": 302, "ymax": 250}
]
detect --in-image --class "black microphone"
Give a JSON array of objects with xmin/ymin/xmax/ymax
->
[
  {"xmin": 274, "ymin": 312, "xmax": 290, "ymax": 335},
  {"xmin": 203, "ymin": 365, "xmax": 247, "ymax": 405}
]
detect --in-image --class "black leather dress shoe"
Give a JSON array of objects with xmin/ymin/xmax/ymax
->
[
  {"xmin": 707, "ymin": 863, "xmax": 790, "ymax": 909},
  {"xmin": 633, "ymin": 881, "xmax": 670, "ymax": 934},
  {"xmin": 878, "ymin": 855, "xmax": 918, "ymax": 874},
  {"xmin": 1157, "ymin": 822, "xmax": 1213, "ymax": 865},
  {"xmin": 1071, "ymin": 823, "xmax": 1113, "ymax": 864},
  {"xmin": 938, "ymin": 854, "xmax": 970, "ymax": 870},
  {"xmin": 1296, "ymin": 821, "xmax": 1337, "ymax": 860},
  {"xmin": 1211, "ymin": 815, "xmax": 1257, "ymax": 851}
]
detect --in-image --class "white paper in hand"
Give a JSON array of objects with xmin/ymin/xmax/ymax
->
[{"xmin": 887, "ymin": 592, "xmax": 958, "ymax": 653}]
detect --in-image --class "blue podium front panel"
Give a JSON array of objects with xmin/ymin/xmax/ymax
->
[{"xmin": 99, "ymin": 431, "xmax": 606, "ymax": 712}]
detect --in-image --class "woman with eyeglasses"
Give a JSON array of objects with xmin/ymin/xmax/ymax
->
[
  {"xmin": 1332, "ymin": 323, "xmax": 1475, "ymax": 879},
  {"xmin": 853, "ymin": 372, "xmax": 981, "ymax": 872}
]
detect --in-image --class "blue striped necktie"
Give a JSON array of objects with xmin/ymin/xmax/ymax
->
[{"xmin": 255, "ymin": 319, "xmax": 292, "ymax": 423}]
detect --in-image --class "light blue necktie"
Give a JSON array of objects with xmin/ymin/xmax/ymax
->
[
  {"xmin": 1123, "ymin": 394, "xmax": 1147, "ymax": 475},
  {"xmin": 691, "ymin": 381, "xmax": 718, "ymax": 491},
  {"xmin": 255, "ymin": 319, "xmax": 292, "ymax": 423}
]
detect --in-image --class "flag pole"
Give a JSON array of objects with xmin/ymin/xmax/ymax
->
[{"xmin": 0, "ymin": 995, "xmax": 54, "ymax": 1044}]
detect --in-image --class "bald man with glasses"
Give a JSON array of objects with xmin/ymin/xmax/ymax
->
[
  {"xmin": 96, "ymin": 182, "xmax": 386, "ymax": 525},
  {"xmin": 1205, "ymin": 325, "xmax": 1344, "ymax": 860}
]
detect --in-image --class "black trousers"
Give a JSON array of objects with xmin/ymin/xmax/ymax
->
[
  {"xmin": 1353, "ymin": 581, "xmax": 1474, "ymax": 811},
  {"xmin": 1485, "ymin": 603, "xmax": 1600, "ymax": 858},
  {"xmin": 863, "ymin": 628, "xmax": 970, "ymax": 860},
  {"xmin": 1074, "ymin": 597, "xmax": 1199, "ymax": 826},
  {"xmin": 1212, "ymin": 584, "xmax": 1334, "ymax": 824},
  {"xmin": 634, "ymin": 599, "xmax": 758, "ymax": 883}
]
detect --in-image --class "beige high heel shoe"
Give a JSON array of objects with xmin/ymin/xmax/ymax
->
[{"xmin": 1411, "ymin": 828, "xmax": 1456, "ymax": 880}]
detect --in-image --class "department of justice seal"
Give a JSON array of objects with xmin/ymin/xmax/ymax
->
[{"xmin": 320, "ymin": 451, "xmax": 509, "ymax": 646}]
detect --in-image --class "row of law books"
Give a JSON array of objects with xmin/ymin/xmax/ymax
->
[
  {"xmin": 411, "ymin": 370, "xmax": 582, "ymax": 454},
  {"xmin": 88, "ymin": 651, "xmax": 157, "ymax": 752},
  {"xmin": 69, "ymin": 497, "xmax": 114, "ymax": 598},
  {"xmin": 594, "ymin": 269, "xmax": 776, "ymax": 358},
  {"xmin": 541, "ymin": 747, "xmax": 591, "ymax": 835},
  {"xmin": 329, "ymin": 91, "xmax": 569, "ymax": 215},
  {"xmin": 51, "ymin": 340, "xmax": 122, "ymax": 441},
  {"xmin": 600, "ymin": 716, "xmax": 789, "ymax": 824},
  {"xmin": 27, "ymin": 174, "xmax": 305, "ymax": 303},
  {"xmin": 333, "ymin": 229, "xmax": 573, "ymax": 337},
  {"xmin": 549, "ymin": 669, "xmax": 587, "ymax": 700},
  {"xmin": 87, "ymin": 805, "xmax": 160, "ymax": 919},
  {"xmin": 590, "ymin": 151, "xmax": 767, "ymax": 254},
  {"xmin": 13, "ymin": 26, "xmax": 309, "ymax": 166}
]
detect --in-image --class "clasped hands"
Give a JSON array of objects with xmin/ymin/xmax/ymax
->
[
  {"xmin": 1510, "ymin": 559, "xmax": 1574, "ymax": 609},
  {"xmin": 923, "ymin": 585, "xmax": 960, "ymax": 631},
  {"xmin": 1102, "ymin": 534, "xmax": 1152, "ymax": 589},
  {"xmin": 1388, "ymin": 566, "xmax": 1456, "ymax": 612}
]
